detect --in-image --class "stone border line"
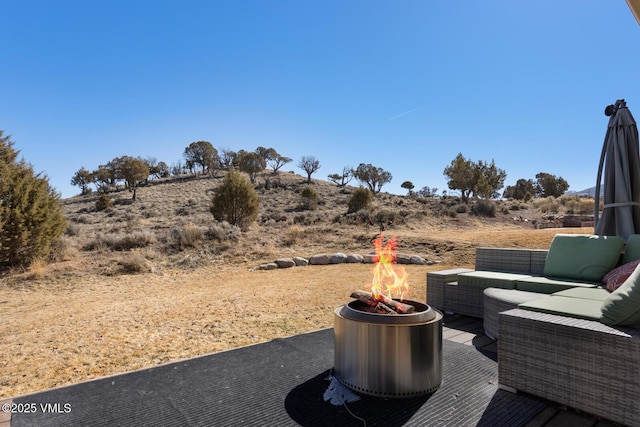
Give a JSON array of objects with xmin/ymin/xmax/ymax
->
[{"xmin": 256, "ymin": 252, "xmax": 439, "ymax": 270}]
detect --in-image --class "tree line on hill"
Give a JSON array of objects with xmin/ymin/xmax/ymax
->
[{"xmin": 70, "ymin": 141, "xmax": 570, "ymax": 204}]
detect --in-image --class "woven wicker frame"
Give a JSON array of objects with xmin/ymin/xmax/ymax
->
[
  {"xmin": 499, "ymin": 308, "xmax": 640, "ymax": 426},
  {"xmin": 425, "ymin": 268, "xmax": 473, "ymax": 311},
  {"xmin": 427, "ymin": 245, "xmax": 640, "ymax": 424},
  {"xmin": 426, "ymin": 248, "xmax": 548, "ymax": 318}
]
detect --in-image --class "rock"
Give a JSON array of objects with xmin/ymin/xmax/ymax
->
[
  {"xmin": 330, "ymin": 253, "xmax": 348, "ymax": 264},
  {"xmin": 410, "ymin": 255, "xmax": 426, "ymax": 265},
  {"xmin": 309, "ymin": 254, "xmax": 330, "ymax": 265},
  {"xmin": 258, "ymin": 263, "xmax": 278, "ymax": 270},
  {"xmin": 346, "ymin": 254, "xmax": 364, "ymax": 263},
  {"xmin": 275, "ymin": 258, "xmax": 296, "ymax": 268},
  {"xmin": 363, "ymin": 254, "xmax": 379, "ymax": 264},
  {"xmin": 293, "ymin": 256, "xmax": 309, "ymax": 266},
  {"xmin": 396, "ymin": 254, "xmax": 411, "ymax": 264}
]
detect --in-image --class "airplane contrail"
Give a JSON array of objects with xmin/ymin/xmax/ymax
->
[{"xmin": 389, "ymin": 106, "xmax": 423, "ymax": 121}]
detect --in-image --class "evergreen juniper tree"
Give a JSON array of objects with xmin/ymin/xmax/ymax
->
[{"xmin": 0, "ymin": 131, "xmax": 66, "ymax": 268}]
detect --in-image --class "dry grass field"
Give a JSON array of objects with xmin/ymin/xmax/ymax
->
[{"xmin": 0, "ymin": 171, "xmax": 595, "ymax": 399}]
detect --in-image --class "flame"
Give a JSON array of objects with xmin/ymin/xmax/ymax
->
[{"xmin": 370, "ymin": 234, "xmax": 409, "ymax": 301}]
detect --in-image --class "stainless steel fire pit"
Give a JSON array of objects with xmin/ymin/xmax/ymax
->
[{"xmin": 334, "ymin": 299, "xmax": 442, "ymax": 398}]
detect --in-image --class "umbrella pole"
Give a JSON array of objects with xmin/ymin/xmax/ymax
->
[{"xmin": 594, "ymin": 136, "xmax": 607, "ymax": 227}]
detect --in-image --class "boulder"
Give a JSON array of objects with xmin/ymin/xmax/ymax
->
[
  {"xmin": 363, "ymin": 254, "xmax": 379, "ymax": 264},
  {"xmin": 330, "ymin": 253, "xmax": 348, "ymax": 264},
  {"xmin": 309, "ymin": 254, "xmax": 330, "ymax": 265},
  {"xmin": 346, "ymin": 254, "xmax": 364, "ymax": 263},
  {"xmin": 396, "ymin": 254, "xmax": 411, "ymax": 264},
  {"xmin": 410, "ymin": 255, "xmax": 426, "ymax": 265},
  {"xmin": 258, "ymin": 263, "xmax": 278, "ymax": 270},
  {"xmin": 275, "ymin": 258, "xmax": 296, "ymax": 268},
  {"xmin": 293, "ymin": 256, "xmax": 309, "ymax": 266}
]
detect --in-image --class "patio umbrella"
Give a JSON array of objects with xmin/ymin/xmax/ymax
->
[
  {"xmin": 627, "ymin": 0, "xmax": 640, "ymax": 25},
  {"xmin": 594, "ymin": 99, "xmax": 640, "ymax": 241}
]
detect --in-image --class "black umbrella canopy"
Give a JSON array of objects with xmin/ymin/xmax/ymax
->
[{"xmin": 594, "ymin": 99, "xmax": 640, "ymax": 241}]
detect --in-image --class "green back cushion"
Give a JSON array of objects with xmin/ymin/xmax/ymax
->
[
  {"xmin": 623, "ymin": 234, "xmax": 640, "ymax": 263},
  {"xmin": 543, "ymin": 234, "xmax": 623, "ymax": 282},
  {"xmin": 601, "ymin": 263, "xmax": 640, "ymax": 327}
]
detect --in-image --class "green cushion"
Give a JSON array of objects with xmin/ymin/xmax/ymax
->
[
  {"xmin": 543, "ymin": 234, "xmax": 624, "ymax": 282},
  {"xmin": 457, "ymin": 271, "xmax": 527, "ymax": 289},
  {"xmin": 601, "ymin": 263, "xmax": 640, "ymax": 327},
  {"xmin": 552, "ymin": 287, "xmax": 611, "ymax": 301},
  {"xmin": 623, "ymin": 234, "xmax": 640, "ymax": 263},
  {"xmin": 515, "ymin": 276, "xmax": 597, "ymax": 294},
  {"xmin": 518, "ymin": 296, "xmax": 603, "ymax": 321},
  {"xmin": 484, "ymin": 287, "xmax": 548, "ymax": 305}
]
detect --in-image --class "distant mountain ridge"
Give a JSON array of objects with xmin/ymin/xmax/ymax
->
[{"xmin": 567, "ymin": 186, "xmax": 598, "ymax": 196}]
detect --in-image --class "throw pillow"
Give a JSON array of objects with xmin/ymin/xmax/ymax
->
[
  {"xmin": 603, "ymin": 259, "xmax": 640, "ymax": 292},
  {"xmin": 601, "ymin": 263, "xmax": 640, "ymax": 327}
]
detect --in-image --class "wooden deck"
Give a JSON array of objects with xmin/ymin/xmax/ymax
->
[{"xmin": 442, "ymin": 313, "xmax": 621, "ymax": 427}]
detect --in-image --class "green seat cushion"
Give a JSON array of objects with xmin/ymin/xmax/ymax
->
[
  {"xmin": 623, "ymin": 234, "xmax": 640, "ymax": 263},
  {"xmin": 484, "ymin": 287, "xmax": 548, "ymax": 305},
  {"xmin": 515, "ymin": 276, "xmax": 598, "ymax": 294},
  {"xmin": 551, "ymin": 287, "xmax": 611, "ymax": 301},
  {"xmin": 601, "ymin": 263, "xmax": 640, "ymax": 327},
  {"xmin": 543, "ymin": 234, "xmax": 624, "ymax": 282},
  {"xmin": 457, "ymin": 271, "xmax": 527, "ymax": 289},
  {"xmin": 518, "ymin": 296, "xmax": 603, "ymax": 321}
]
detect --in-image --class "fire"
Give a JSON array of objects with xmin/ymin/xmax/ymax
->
[{"xmin": 370, "ymin": 234, "xmax": 409, "ymax": 301}]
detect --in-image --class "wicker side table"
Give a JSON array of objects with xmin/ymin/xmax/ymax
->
[{"xmin": 426, "ymin": 268, "xmax": 473, "ymax": 311}]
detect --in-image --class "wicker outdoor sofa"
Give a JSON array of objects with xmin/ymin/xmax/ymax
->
[{"xmin": 426, "ymin": 235, "xmax": 640, "ymax": 426}]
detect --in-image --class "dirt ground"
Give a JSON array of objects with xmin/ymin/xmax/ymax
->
[{"xmin": 0, "ymin": 226, "xmax": 592, "ymax": 399}]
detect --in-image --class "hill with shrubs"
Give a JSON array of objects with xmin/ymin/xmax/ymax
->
[{"xmin": 18, "ymin": 168, "xmax": 593, "ymax": 280}]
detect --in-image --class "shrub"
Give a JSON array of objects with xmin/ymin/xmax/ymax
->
[
  {"xmin": 293, "ymin": 213, "xmax": 322, "ymax": 225},
  {"xmin": 87, "ymin": 232, "xmax": 156, "ymax": 251},
  {"xmin": 455, "ymin": 204, "xmax": 469, "ymax": 214},
  {"xmin": 110, "ymin": 232, "xmax": 157, "ymax": 251},
  {"xmin": 0, "ymin": 132, "xmax": 67, "ymax": 268},
  {"xmin": 49, "ymin": 236, "xmax": 76, "ymax": 262},
  {"xmin": 207, "ymin": 221, "xmax": 240, "ymax": 242},
  {"xmin": 171, "ymin": 222, "xmax": 205, "ymax": 249},
  {"xmin": 374, "ymin": 210, "xmax": 399, "ymax": 227},
  {"xmin": 348, "ymin": 187, "xmax": 373, "ymax": 213},
  {"xmin": 534, "ymin": 197, "xmax": 561, "ymax": 214},
  {"xmin": 260, "ymin": 208, "xmax": 287, "ymax": 224},
  {"xmin": 118, "ymin": 253, "xmax": 152, "ymax": 274},
  {"xmin": 210, "ymin": 169, "xmax": 259, "ymax": 230},
  {"xmin": 95, "ymin": 194, "xmax": 113, "ymax": 211},
  {"xmin": 300, "ymin": 185, "xmax": 318, "ymax": 210},
  {"xmin": 283, "ymin": 225, "xmax": 304, "ymax": 246},
  {"xmin": 473, "ymin": 200, "xmax": 497, "ymax": 217}
]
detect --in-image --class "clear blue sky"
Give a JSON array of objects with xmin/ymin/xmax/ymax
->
[{"xmin": 2, "ymin": 1, "xmax": 639, "ymax": 199}]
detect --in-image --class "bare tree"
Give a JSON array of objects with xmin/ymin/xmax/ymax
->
[
  {"xmin": 268, "ymin": 153, "xmax": 292, "ymax": 174},
  {"xmin": 328, "ymin": 166, "xmax": 354, "ymax": 187},
  {"xmin": 298, "ymin": 155, "xmax": 321, "ymax": 183}
]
